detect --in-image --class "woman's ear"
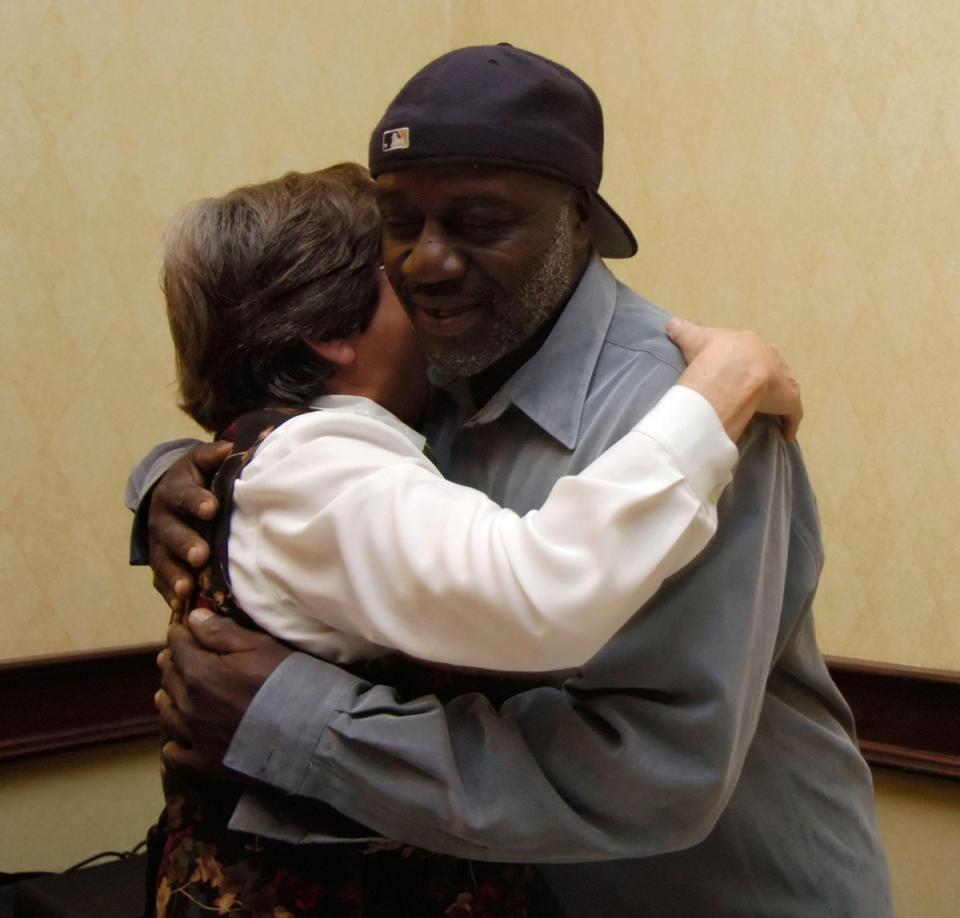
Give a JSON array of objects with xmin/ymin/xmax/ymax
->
[{"xmin": 305, "ymin": 338, "xmax": 357, "ymax": 367}]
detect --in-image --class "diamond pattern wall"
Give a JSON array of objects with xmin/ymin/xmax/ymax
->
[
  {"xmin": 2, "ymin": 1, "xmax": 957, "ymax": 670},
  {"xmin": 453, "ymin": 0, "xmax": 960, "ymax": 669},
  {"xmin": 0, "ymin": 0, "xmax": 454, "ymax": 659}
]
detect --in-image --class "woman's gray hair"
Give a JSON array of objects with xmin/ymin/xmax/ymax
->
[{"xmin": 163, "ymin": 163, "xmax": 382, "ymax": 432}]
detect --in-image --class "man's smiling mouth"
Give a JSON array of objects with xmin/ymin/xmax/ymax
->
[{"xmin": 414, "ymin": 302, "xmax": 484, "ymax": 337}]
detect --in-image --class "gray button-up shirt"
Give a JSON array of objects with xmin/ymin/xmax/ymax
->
[{"xmin": 142, "ymin": 256, "xmax": 892, "ymax": 915}]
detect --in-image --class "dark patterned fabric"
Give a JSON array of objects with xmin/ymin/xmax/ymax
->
[
  {"xmin": 194, "ymin": 407, "xmax": 308, "ymax": 629},
  {"xmin": 156, "ymin": 407, "xmax": 561, "ymax": 918}
]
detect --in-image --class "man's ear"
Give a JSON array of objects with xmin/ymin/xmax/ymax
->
[
  {"xmin": 305, "ymin": 338, "xmax": 357, "ymax": 367},
  {"xmin": 571, "ymin": 187, "xmax": 593, "ymax": 252}
]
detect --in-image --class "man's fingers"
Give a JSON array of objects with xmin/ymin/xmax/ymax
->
[
  {"xmin": 156, "ymin": 473, "xmax": 217, "ymax": 522},
  {"xmin": 155, "ymin": 688, "xmax": 192, "ymax": 745},
  {"xmin": 149, "ymin": 512, "xmax": 211, "ymax": 570},
  {"xmin": 166, "ymin": 621, "xmax": 208, "ymax": 672},
  {"xmin": 158, "ymin": 632, "xmax": 194, "ymax": 713},
  {"xmin": 162, "ymin": 739, "xmax": 203, "ymax": 772},
  {"xmin": 186, "ymin": 608, "xmax": 267, "ymax": 654},
  {"xmin": 144, "ymin": 444, "xmax": 226, "ymax": 608},
  {"xmin": 152, "ymin": 446, "xmax": 227, "ymax": 524},
  {"xmin": 169, "ymin": 442, "xmax": 231, "ymax": 519},
  {"xmin": 160, "ymin": 614, "xmax": 289, "ymax": 774},
  {"xmin": 151, "ymin": 547, "xmax": 197, "ymax": 611},
  {"xmin": 192, "ymin": 441, "xmax": 233, "ymax": 477},
  {"xmin": 151, "ymin": 564, "xmax": 183, "ymax": 612}
]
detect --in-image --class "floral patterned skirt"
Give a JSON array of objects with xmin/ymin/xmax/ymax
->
[{"xmin": 155, "ymin": 823, "xmax": 562, "ymax": 918}]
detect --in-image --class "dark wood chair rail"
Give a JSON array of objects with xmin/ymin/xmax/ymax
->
[
  {"xmin": 0, "ymin": 644, "xmax": 162, "ymax": 760},
  {"xmin": 2, "ymin": 646, "xmax": 958, "ymax": 780}
]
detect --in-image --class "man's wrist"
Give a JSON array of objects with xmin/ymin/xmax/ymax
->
[{"xmin": 223, "ymin": 652, "xmax": 363, "ymax": 793}]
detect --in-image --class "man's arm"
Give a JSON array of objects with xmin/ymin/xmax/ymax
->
[{"xmin": 163, "ymin": 423, "xmax": 818, "ymax": 862}]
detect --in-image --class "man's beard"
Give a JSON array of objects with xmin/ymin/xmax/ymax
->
[{"xmin": 415, "ymin": 206, "xmax": 578, "ymax": 377}]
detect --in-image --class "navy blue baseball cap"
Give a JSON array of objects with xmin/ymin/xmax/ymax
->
[{"xmin": 369, "ymin": 44, "xmax": 637, "ymax": 259}]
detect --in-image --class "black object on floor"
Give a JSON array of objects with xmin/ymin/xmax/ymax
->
[{"xmin": 4, "ymin": 854, "xmax": 146, "ymax": 918}]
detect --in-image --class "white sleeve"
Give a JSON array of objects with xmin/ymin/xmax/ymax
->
[{"xmin": 229, "ymin": 386, "xmax": 738, "ymax": 672}]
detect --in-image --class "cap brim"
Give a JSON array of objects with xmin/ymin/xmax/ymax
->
[{"xmin": 590, "ymin": 191, "xmax": 637, "ymax": 259}]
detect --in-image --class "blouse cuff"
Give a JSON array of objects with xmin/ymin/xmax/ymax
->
[{"xmin": 633, "ymin": 385, "xmax": 740, "ymax": 506}]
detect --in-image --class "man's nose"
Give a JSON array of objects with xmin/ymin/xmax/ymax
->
[{"xmin": 402, "ymin": 220, "xmax": 466, "ymax": 286}]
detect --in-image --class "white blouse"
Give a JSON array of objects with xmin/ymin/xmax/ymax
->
[{"xmin": 228, "ymin": 386, "xmax": 738, "ymax": 672}]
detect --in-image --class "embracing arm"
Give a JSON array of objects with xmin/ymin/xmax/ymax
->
[
  {"xmin": 221, "ymin": 424, "xmax": 817, "ymax": 861},
  {"xmin": 236, "ymin": 322, "xmax": 798, "ymax": 672},
  {"xmin": 133, "ymin": 319, "xmax": 798, "ymax": 623},
  {"xmin": 232, "ymin": 385, "xmax": 737, "ymax": 672}
]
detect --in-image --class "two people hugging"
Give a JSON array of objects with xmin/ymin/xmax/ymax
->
[{"xmin": 133, "ymin": 44, "xmax": 891, "ymax": 918}]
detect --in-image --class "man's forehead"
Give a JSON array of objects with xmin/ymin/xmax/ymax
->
[{"xmin": 375, "ymin": 165, "xmax": 571, "ymax": 205}]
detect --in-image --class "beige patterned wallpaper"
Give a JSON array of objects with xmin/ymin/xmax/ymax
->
[
  {"xmin": 0, "ymin": 0, "xmax": 454, "ymax": 658},
  {"xmin": 2, "ymin": 1, "xmax": 957, "ymax": 669}
]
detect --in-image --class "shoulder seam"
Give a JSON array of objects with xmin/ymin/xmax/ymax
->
[{"xmin": 603, "ymin": 339, "xmax": 686, "ymax": 374}]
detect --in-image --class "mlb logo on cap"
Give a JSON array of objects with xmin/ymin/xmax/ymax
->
[{"xmin": 382, "ymin": 127, "xmax": 410, "ymax": 151}]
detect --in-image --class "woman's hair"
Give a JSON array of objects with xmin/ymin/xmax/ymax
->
[{"xmin": 163, "ymin": 163, "xmax": 382, "ymax": 432}]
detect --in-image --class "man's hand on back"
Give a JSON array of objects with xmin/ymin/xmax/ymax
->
[
  {"xmin": 148, "ymin": 441, "xmax": 231, "ymax": 612},
  {"xmin": 157, "ymin": 609, "xmax": 293, "ymax": 776}
]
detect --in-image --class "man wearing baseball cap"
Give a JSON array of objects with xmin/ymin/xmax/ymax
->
[{"xmin": 145, "ymin": 46, "xmax": 892, "ymax": 915}]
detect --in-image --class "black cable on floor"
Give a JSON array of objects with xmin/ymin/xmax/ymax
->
[{"xmin": 61, "ymin": 837, "xmax": 149, "ymax": 874}]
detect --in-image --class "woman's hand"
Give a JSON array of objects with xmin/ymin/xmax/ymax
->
[{"xmin": 667, "ymin": 317, "xmax": 802, "ymax": 442}]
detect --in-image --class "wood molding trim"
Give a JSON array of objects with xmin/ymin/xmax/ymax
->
[
  {"xmin": 1, "ymin": 647, "xmax": 958, "ymax": 781},
  {"xmin": 825, "ymin": 655, "xmax": 960, "ymax": 781},
  {"xmin": 0, "ymin": 644, "xmax": 162, "ymax": 761}
]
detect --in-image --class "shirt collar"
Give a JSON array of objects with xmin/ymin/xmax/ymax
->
[
  {"xmin": 430, "ymin": 255, "xmax": 618, "ymax": 450},
  {"xmin": 308, "ymin": 393, "xmax": 427, "ymax": 452}
]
